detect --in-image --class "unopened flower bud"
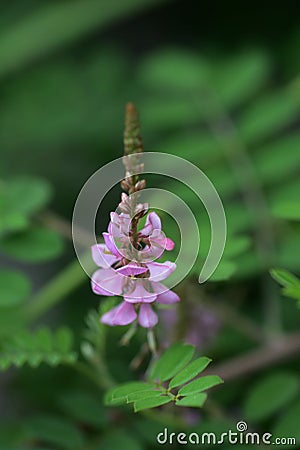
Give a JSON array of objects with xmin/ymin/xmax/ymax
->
[
  {"xmin": 135, "ymin": 179, "xmax": 146, "ymax": 191},
  {"xmin": 121, "ymin": 179, "xmax": 130, "ymax": 192}
]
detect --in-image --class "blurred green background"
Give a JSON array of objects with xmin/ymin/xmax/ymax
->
[{"xmin": 1, "ymin": 0, "xmax": 300, "ymax": 449}]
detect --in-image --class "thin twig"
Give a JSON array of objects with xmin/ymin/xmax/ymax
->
[{"xmin": 206, "ymin": 331, "xmax": 300, "ymax": 381}]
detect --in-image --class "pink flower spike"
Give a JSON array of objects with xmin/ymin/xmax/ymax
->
[
  {"xmin": 138, "ymin": 304, "xmax": 158, "ymax": 328},
  {"xmin": 101, "ymin": 302, "xmax": 137, "ymax": 326},
  {"xmin": 91, "ymin": 244, "xmax": 119, "ymax": 268},
  {"xmin": 156, "ymin": 289, "xmax": 180, "ymax": 304},
  {"xmin": 116, "ymin": 264, "xmax": 148, "ymax": 277},
  {"xmin": 147, "ymin": 261, "xmax": 176, "ymax": 282}
]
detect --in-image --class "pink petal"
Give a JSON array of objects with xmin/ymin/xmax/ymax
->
[
  {"xmin": 116, "ymin": 264, "xmax": 148, "ymax": 277},
  {"xmin": 101, "ymin": 302, "xmax": 137, "ymax": 326},
  {"xmin": 91, "ymin": 268, "xmax": 123, "ymax": 296},
  {"xmin": 147, "ymin": 261, "xmax": 176, "ymax": 282},
  {"xmin": 124, "ymin": 280, "xmax": 157, "ymax": 303},
  {"xmin": 165, "ymin": 238, "xmax": 175, "ymax": 251},
  {"xmin": 103, "ymin": 232, "xmax": 121, "ymax": 257},
  {"xmin": 148, "ymin": 212, "xmax": 161, "ymax": 231},
  {"xmin": 91, "ymin": 244, "xmax": 120, "ymax": 268},
  {"xmin": 156, "ymin": 289, "xmax": 180, "ymax": 304},
  {"xmin": 138, "ymin": 304, "xmax": 158, "ymax": 328},
  {"xmin": 138, "ymin": 243, "xmax": 165, "ymax": 261},
  {"xmin": 139, "ymin": 212, "xmax": 161, "ymax": 236}
]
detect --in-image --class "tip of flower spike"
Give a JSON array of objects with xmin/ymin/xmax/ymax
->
[{"xmin": 126, "ymin": 102, "xmax": 136, "ymax": 115}]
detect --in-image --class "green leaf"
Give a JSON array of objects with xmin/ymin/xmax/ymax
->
[
  {"xmin": 176, "ymin": 393, "xmax": 207, "ymax": 408},
  {"xmin": 223, "ymin": 236, "xmax": 251, "ymax": 258},
  {"xmin": 272, "ymin": 201, "xmax": 300, "ymax": 220},
  {"xmin": 105, "ymin": 382, "xmax": 154, "ymax": 406},
  {"xmin": 178, "ymin": 375, "xmax": 223, "ymax": 396},
  {"xmin": 127, "ymin": 390, "xmax": 162, "ymax": 403},
  {"xmin": 169, "ymin": 357, "xmax": 212, "ymax": 389},
  {"xmin": 25, "ymin": 415, "xmax": 85, "ymax": 450},
  {"xmin": 270, "ymin": 268, "xmax": 300, "ymax": 288},
  {"xmin": 134, "ymin": 396, "xmax": 171, "ymax": 412},
  {"xmin": 100, "ymin": 430, "xmax": 143, "ymax": 450},
  {"xmin": 58, "ymin": 391, "xmax": 107, "ymax": 428},
  {"xmin": 150, "ymin": 342, "xmax": 195, "ymax": 382},
  {"xmin": 212, "ymin": 51, "xmax": 270, "ymax": 108},
  {"xmin": 244, "ymin": 372, "xmax": 300, "ymax": 422},
  {"xmin": 55, "ymin": 327, "xmax": 74, "ymax": 353},
  {"xmin": 0, "ymin": 212, "xmax": 29, "ymax": 235},
  {"xmin": 272, "ymin": 400, "xmax": 300, "ymax": 448},
  {"xmin": 209, "ymin": 260, "xmax": 237, "ymax": 281},
  {"xmin": 0, "ymin": 327, "xmax": 77, "ymax": 371},
  {"xmin": 4, "ymin": 177, "xmax": 52, "ymax": 216},
  {"xmin": 238, "ymin": 89, "xmax": 300, "ymax": 144},
  {"xmin": 0, "ymin": 0, "xmax": 169, "ymax": 78},
  {"xmin": 0, "ymin": 227, "xmax": 64, "ymax": 262},
  {"xmin": 139, "ymin": 48, "xmax": 209, "ymax": 92},
  {"xmin": 0, "ymin": 269, "xmax": 31, "ymax": 307}
]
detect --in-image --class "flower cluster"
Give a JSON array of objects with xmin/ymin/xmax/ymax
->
[{"xmin": 91, "ymin": 208, "xmax": 180, "ymax": 328}]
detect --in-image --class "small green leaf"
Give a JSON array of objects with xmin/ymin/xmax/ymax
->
[
  {"xmin": 0, "ymin": 212, "xmax": 29, "ymax": 235},
  {"xmin": 5, "ymin": 177, "xmax": 52, "ymax": 216},
  {"xmin": 272, "ymin": 400, "xmax": 300, "ymax": 448},
  {"xmin": 0, "ymin": 269, "xmax": 31, "ymax": 307},
  {"xmin": 0, "ymin": 227, "xmax": 64, "ymax": 262},
  {"xmin": 150, "ymin": 342, "xmax": 195, "ymax": 382},
  {"xmin": 238, "ymin": 90, "xmax": 300, "ymax": 144},
  {"xmin": 25, "ymin": 415, "xmax": 85, "ymax": 450},
  {"xmin": 270, "ymin": 268, "xmax": 300, "ymax": 287},
  {"xmin": 272, "ymin": 201, "xmax": 300, "ymax": 221},
  {"xmin": 0, "ymin": 327, "xmax": 77, "ymax": 371},
  {"xmin": 58, "ymin": 391, "xmax": 108, "ymax": 428},
  {"xmin": 209, "ymin": 260, "xmax": 237, "ymax": 281},
  {"xmin": 100, "ymin": 430, "xmax": 143, "ymax": 450},
  {"xmin": 244, "ymin": 372, "xmax": 299, "ymax": 422},
  {"xmin": 134, "ymin": 396, "xmax": 171, "ymax": 412},
  {"xmin": 55, "ymin": 327, "xmax": 73, "ymax": 353},
  {"xmin": 169, "ymin": 357, "xmax": 212, "ymax": 389},
  {"xmin": 176, "ymin": 393, "xmax": 207, "ymax": 408},
  {"xmin": 127, "ymin": 390, "xmax": 162, "ymax": 403},
  {"xmin": 105, "ymin": 382, "xmax": 154, "ymax": 406},
  {"xmin": 178, "ymin": 375, "xmax": 223, "ymax": 396}
]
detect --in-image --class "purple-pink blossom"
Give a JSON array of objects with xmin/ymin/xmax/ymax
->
[{"xmin": 91, "ymin": 210, "xmax": 179, "ymax": 328}]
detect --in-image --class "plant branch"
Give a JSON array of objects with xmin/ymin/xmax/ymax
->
[{"xmin": 206, "ymin": 331, "xmax": 300, "ymax": 382}]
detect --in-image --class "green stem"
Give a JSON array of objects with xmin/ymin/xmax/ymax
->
[
  {"xmin": 26, "ymin": 252, "xmax": 94, "ymax": 323},
  {"xmin": 72, "ymin": 361, "xmax": 110, "ymax": 390}
]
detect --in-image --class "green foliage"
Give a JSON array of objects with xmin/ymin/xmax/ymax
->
[
  {"xmin": 138, "ymin": 48, "xmax": 300, "ymax": 281},
  {"xmin": 169, "ymin": 356, "xmax": 212, "ymax": 388},
  {"xmin": 25, "ymin": 415, "xmax": 85, "ymax": 450},
  {"xmin": 0, "ymin": 269, "xmax": 31, "ymax": 307},
  {"xmin": 99, "ymin": 429, "xmax": 144, "ymax": 450},
  {"xmin": 57, "ymin": 390, "xmax": 108, "ymax": 429},
  {"xmin": 272, "ymin": 400, "xmax": 300, "ymax": 449},
  {"xmin": 0, "ymin": 327, "xmax": 77, "ymax": 370},
  {"xmin": 244, "ymin": 372, "xmax": 300, "ymax": 422},
  {"xmin": 0, "ymin": 227, "xmax": 64, "ymax": 262},
  {"xmin": 105, "ymin": 343, "xmax": 222, "ymax": 412},
  {"xmin": 272, "ymin": 200, "xmax": 300, "ymax": 220},
  {"xmin": 0, "ymin": 0, "xmax": 168, "ymax": 78},
  {"xmin": 0, "ymin": 176, "xmax": 52, "ymax": 236},
  {"xmin": 149, "ymin": 342, "xmax": 195, "ymax": 382},
  {"xmin": 270, "ymin": 268, "xmax": 300, "ymax": 305}
]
